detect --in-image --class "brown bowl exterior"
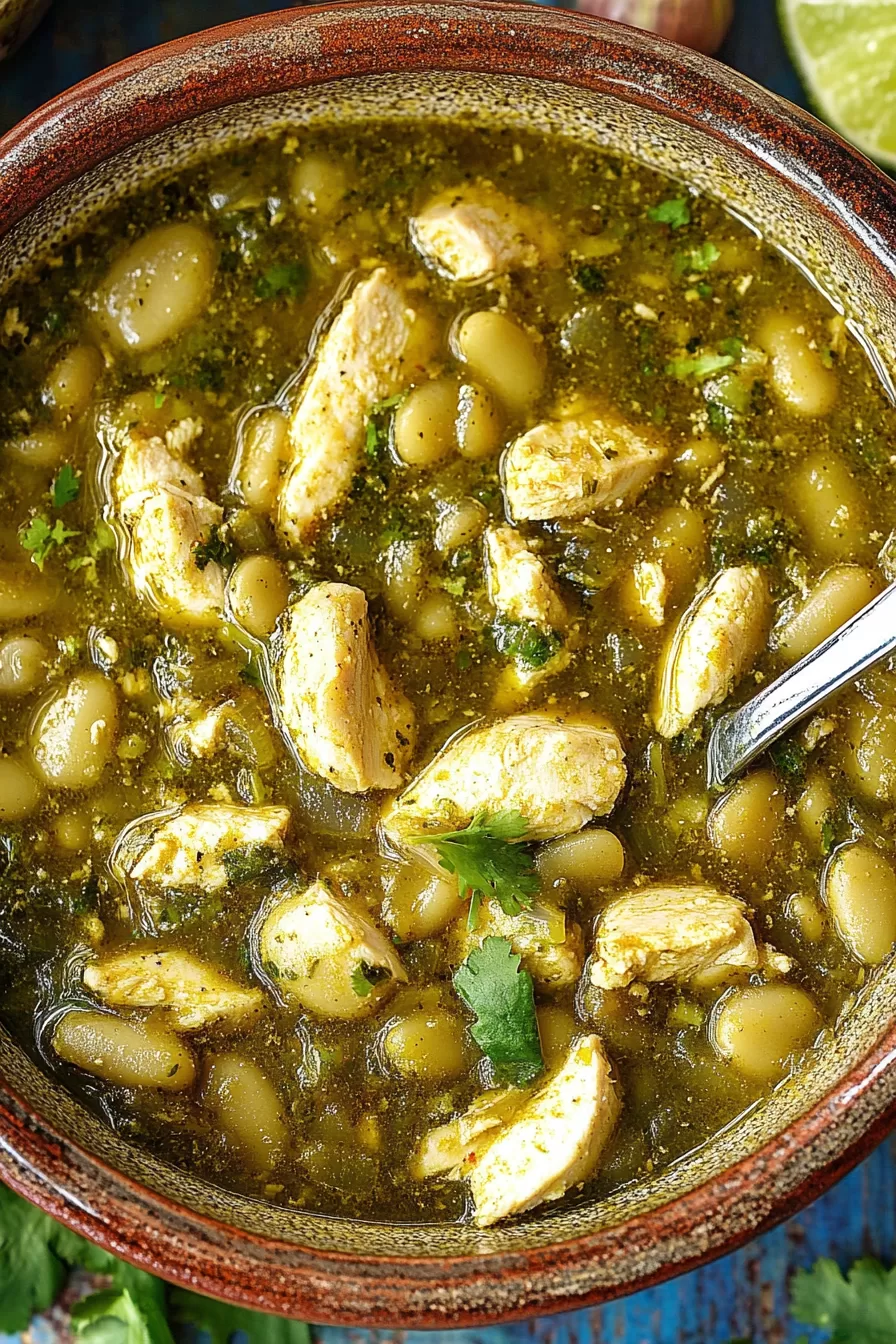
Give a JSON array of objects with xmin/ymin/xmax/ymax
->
[{"xmin": 2, "ymin": 2, "xmax": 896, "ymax": 1327}]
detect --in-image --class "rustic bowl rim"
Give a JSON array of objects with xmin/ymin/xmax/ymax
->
[{"xmin": 3, "ymin": 1, "xmax": 896, "ymax": 1327}]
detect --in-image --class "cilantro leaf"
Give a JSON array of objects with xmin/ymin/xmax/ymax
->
[
  {"xmin": 647, "ymin": 197, "xmax": 691, "ymax": 229},
  {"xmin": 791, "ymin": 1256, "xmax": 896, "ymax": 1342},
  {"xmin": 413, "ymin": 810, "xmax": 539, "ymax": 925},
  {"xmin": 769, "ymin": 736, "xmax": 806, "ymax": 781},
  {"xmin": 255, "ymin": 262, "xmax": 308, "ymax": 300},
  {"xmin": 0, "ymin": 1181, "xmax": 68, "ymax": 1330},
  {"xmin": 493, "ymin": 617, "xmax": 563, "ymax": 669},
  {"xmin": 821, "ymin": 814, "xmax": 836, "ymax": 857},
  {"xmin": 193, "ymin": 524, "xmax": 237, "ymax": 572},
  {"xmin": 351, "ymin": 962, "xmax": 390, "ymax": 998},
  {"xmin": 19, "ymin": 515, "xmax": 80, "ymax": 569},
  {"xmin": 573, "ymin": 263, "xmax": 606, "ymax": 293},
  {"xmin": 170, "ymin": 1287, "xmax": 312, "ymax": 1343},
  {"xmin": 364, "ymin": 392, "xmax": 406, "ymax": 461},
  {"xmin": 676, "ymin": 241, "xmax": 720, "ymax": 274},
  {"xmin": 221, "ymin": 844, "xmax": 290, "ymax": 886},
  {"xmin": 52, "ymin": 463, "xmax": 81, "ymax": 508},
  {"xmin": 666, "ymin": 353, "xmax": 735, "ymax": 381},
  {"xmin": 71, "ymin": 1284, "xmax": 169, "ymax": 1344},
  {"xmin": 453, "ymin": 936, "xmax": 543, "ymax": 1086}
]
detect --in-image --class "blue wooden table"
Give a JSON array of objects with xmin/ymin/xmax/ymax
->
[{"xmin": 2, "ymin": 4, "xmax": 893, "ymax": 1340}]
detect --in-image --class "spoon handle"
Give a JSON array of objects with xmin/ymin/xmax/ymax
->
[{"xmin": 706, "ymin": 581, "xmax": 896, "ymax": 791}]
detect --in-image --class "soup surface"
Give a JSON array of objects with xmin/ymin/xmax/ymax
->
[{"xmin": 1, "ymin": 121, "xmax": 895, "ymax": 1227}]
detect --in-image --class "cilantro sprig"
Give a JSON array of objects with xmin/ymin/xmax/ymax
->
[
  {"xmin": 647, "ymin": 196, "xmax": 691, "ymax": 229},
  {"xmin": 413, "ymin": 810, "xmax": 539, "ymax": 929},
  {"xmin": 453, "ymin": 936, "xmax": 543, "ymax": 1086},
  {"xmin": 0, "ymin": 1179, "xmax": 310, "ymax": 1340},
  {"xmin": 193, "ymin": 523, "xmax": 237, "ymax": 572},
  {"xmin": 51, "ymin": 463, "xmax": 80, "ymax": 508},
  {"xmin": 19, "ymin": 462, "xmax": 82, "ymax": 569},
  {"xmin": 791, "ymin": 1256, "xmax": 896, "ymax": 1342}
]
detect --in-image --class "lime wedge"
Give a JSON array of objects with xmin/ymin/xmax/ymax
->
[{"xmin": 779, "ymin": 0, "xmax": 896, "ymax": 169}]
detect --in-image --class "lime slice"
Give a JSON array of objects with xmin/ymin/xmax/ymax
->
[{"xmin": 779, "ymin": 0, "xmax": 896, "ymax": 169}]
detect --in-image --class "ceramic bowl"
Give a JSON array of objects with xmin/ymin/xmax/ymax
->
[{"xmin": 2, "ymin": 2, "xmax": 896, "ymax": 1327}]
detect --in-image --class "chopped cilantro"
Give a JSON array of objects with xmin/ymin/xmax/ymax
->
[
  {"xmin": 453, "ymin": 936, "xmax": 543, "ymax": 1086},
  {"xmin": 791, "ymin": 1255, "xmax": 896, "ymax": 1342},
  {"xmin": 456, "ymin": 647, "xmax": 473, "ymax": 671},
  {"xmin": 154, "ymin": 390, "xmax": 167, "ymax": 408},
  {"xmin": 719, "ymin": 335, "xmax": 746, "ymax": 359},
  {"xmin": 707, "ymin": 400, "xmax": 732, "ymax": 433},
  {"xmin": 441, "ymin": 574, "xmax": 466, "ymax": 596},
  {"xmin": 666, "ymin": 352, "xmax": 735, "ymax": 381},
  {"xmin": 255, "ymin": 261, "xmax": 308, "ymax": 300},
  {"xmin": 193, "ymin": 524, "xmax": 237, "ymax": 571},
  {"xmin": 51, "ymin": 463, "xmax": 80, "ymax": 508},
  {"xmin": 379, "ymin": 504, "xmax": 416, "ymax": 545},
  {"xmin": 221, "ymin": 844, "xmax": 288, "ymax": 885},
  {"xmin": 365, "ymin": 392, "xmax": 406, "ymax": 461},
  {"xmin": 647, "ymin": 197, "xmax": 691, "ymax": 229},
  {"xmin": 493, "ymin": 616, "xmax": 562, "ymax": 669},
  {"xmin": 351, "ymin": 961, "xmax": 390, "ymax": 997},
  {"xmin": 821, "ymin": 815, "xmax": 837, "ymax": 857},
  {"xmin": 676, "ymin": 241, "xmax": 720, "ymax": 274},
  {"xmin": 574, "ymin": 263, "xmax": 606, "ymax": 293},
  {"xmin": 743, "ymin": 509, "xmax": 794, "ymax": 565},
  {"xmin": 769, "ymin": 736, "xmax": 806, "ymax": 781},
  {"xmin": 18, "ymin": 515, "xmax": 79, "ymax": 569},
  {"xmin": 413, "ymin": 810, "xmax": 539, "ymax": 928}
]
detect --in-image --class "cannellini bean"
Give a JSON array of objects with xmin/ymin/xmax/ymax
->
[
  {"xmin": 0, "ymin": 563, "xmax": 59, "ymax": 623},
  {"xmin": 536, "ymin": 1004, "xmax": 577, "ymax": 1070},
  {"xmin": 756, "ymin": 311, "xmax": 838, "ymax": 417},
  {"xmin": 290, "ymin": 154, "xmax": 348, "ymax": 218},
  {"xmin": 414, "ymin": 591, "xmax": 458, "ymax": 642},
  {"xmin": 44, "ymin": 345, "xmax": 104, "ymax": 421},
  {"xmin": 52, "ymin": 1010, "xmax": 195, "ymax": 1089},
  {"xmin": 536, "ymin": 829, "xmax": 625, "ymax": 894},
  {"xmin": 825, "ymin": 841, "xmax": 896, "ymax": 965},
  {"xmin": 789, "ymin": 454, "xmax": 866, "ymax": 561},
  {"xmin": 227, "ymin": 554, "xmax": 290, "ymax": 637},
  {"xmin": 393, "ymin": 379, "xmax": 458, "ymax": 467},
  {"xmin": 0, "ymin": 634, "xmax": 47, "ymax": 694},
  {"xmin": 98, "ymin": 222, "xmax": 217, "ymax": 351},
  {"xmin": 708, "ymin": 770, "xmax": 785, "ymax": 870},
  {"xmin": 382, "ymin": 1008, "xmax": 469, "ymax": 1081},
  {"xmin": 776, "ymin": 566, "xmax": 881, "ymax": 663},
  {"xmin": 5, "ymin": 427, "xmax": 69, "ymax": 468},
  {"xmin": 842, "ymin": 698, "xmax": 896, "ymax": 804},
  {"xmin": 712, "ymin": 983, "xmax": 821, "ymax": 1081},
  {"xmin": 434, "ymin": 498, "xmax": 487, "ymax": 553},
  {"xmin": 204, "ymin": 1053, "xmax": 288, "ymax": 1170},
  {"xmin": 382, "ymin": 864, "xmax": 465, "ymax": 941},
  {"xmin": 672, "ymin": 436, "xmax": 724, "ymax": 480},
  {"xmin": 456, "ymin": 382, "xmax": 503, "ymax": 459},
  {"xmin": 788, "ymin": 892, "xmax": 825, "ymax": 943},
  {"xmin": 0, "ymin": 756, "xmax": 42, "ymax": 820},
  {"xmin": 650, "ymin": 506, "xmax": 706, "ymax": 592},
  {"xmin": 234, "ymin": 408, "xmax": 289, "ymax": 512},
  {"xmin": 796, "ymin": 771, "xmax": 835, "ymax": 852},
  {"xmin": 454, "ymin": 311, "xmax": 544, "ymax": 417},
  {"xmin": 31, "ymin": 671, "xmax": 119, "ymax": 790},
  {"xmin": 384, "ymin": 540, "xmax": 426, "ymax": 619}
]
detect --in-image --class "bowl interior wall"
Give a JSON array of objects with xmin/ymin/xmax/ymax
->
[{"xmin": 1, "ymin": 68, "xmax": 894, "ymax": 1259}]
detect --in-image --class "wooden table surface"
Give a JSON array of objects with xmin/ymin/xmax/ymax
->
[{"xmin": 2, "ymin": 4, "xmax": 894, "ymax": 1340}]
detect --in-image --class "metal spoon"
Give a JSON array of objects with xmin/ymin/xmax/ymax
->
[{"xmin": 706, "ymin": 582, "xmax": 896, "ymax": 791}]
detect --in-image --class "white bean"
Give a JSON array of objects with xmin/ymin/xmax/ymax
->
[
  {"xmin": 204, "ymin": 1053, "xmax": 288, "ymax": 1171},
  {"xmin": 536, "ymin": 1005, "xmax": 577, "ymax": 1070},
  {"xmin": 842, "ymin": 699, "xmax": 896, "ymax": 804},
  {"xmin": 290, "ymin": 154, "xmax": 348, "ymax": 219},
  {"xmin": 227, "ymin": 554, "xmax": 289, "ymax": 637},
  {"xmin": 52, "ymin": 1010, "xmax": 195, "ymax": 1089},
  {"xmin": 456, "ymin": 382, "xmax": 503, "ymax": 459},
  {"xmin": 796, "ymin": 771, "xmax": 835, "ymax": 852},
  {"xmin": 536, "ymin": 830, "xmax": 625, "ymax": 894},
  {"xmin": 825, "ymin": 841, "xmax": 896, "ymax": 965},
  {"xmin": 414, "ymin": 591, "xmax": 458, "ymax": 642},
  {"xmin": 756, "ymin": 311, "xmax": 838, "ymax": 417},
  {"xmin": 98, "ymin": 222, "xmax": 217, "ymax": 351},
  {"xmin": 5, "ymin": 427, "xmax": 69, "ymax": 468},
  {"xmin": 384, "ymin": 540, "xmax": 426, "ymax": 619},
  {"xmin": 0, "ymin": 634, "xmax": 47, "ymax": 694},
  {"xmin": 788, "ymin": 454, "xmax": 865, "ymax": 561},
  {"xmin": 776, "ymin": 566, "xmax": 881, "ymax": 663},
  {"xmin": 712, "ymin": 983, "xmax": 821, "ymax": 1081},
  {"xmin": 31, "ymin": 671, "xmax": 119, "ymax": 790},
  {"xmin": 434, "ymin": 498, "xmax": 487, "ymax": 553},
  {"xmin": 234, "ymin": 408, "xmax": 289, "ymax": 512},
  {"xmin": 382, "ymin": 864, "xmax": 465, "ymax": 941},
  {"xmin": 708, "ymin": 770, "xmax": 785, "ymax": 870},
  {"xmin": 44, "ymin": 345, "xmax": 104, "ymax": 422},
  {"xmin": 454, "ymin": 311, "xmax": 544, "ymax": 416},
  {"xmin": 0, "ymin": 757, "xmax": 42, "ymax": 820},
  {"xmin": 393, "ymin": 379, "xmax": 458, "ymax": 468},
  {"xmin": 383, "ymin": 1009, "xmax": 469, "ymax": 1081}
]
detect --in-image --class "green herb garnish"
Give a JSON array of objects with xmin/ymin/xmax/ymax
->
[
  {"xmin": 769, "ymin": 736, "xmax": 807, "ymax": 781},
  {"xmin": 453, "ymin": 936, "xmax": 543, "ymax": 1086},
  {"xmin": 351, "ymin": 962, "xmax": 390, "ymax": 998},
  {"xmin": 221, "ymin": 844, "xmax": 288, "ymax": 885},
  {"xmin": 18, "ymin": 515, "xmax": 79, "ymax": 570},
  {"xmin": 648, "ymin": 197, "xmax": 691, "ymax": 229},
  {"xmin": 493, "ymin": 617, "xmax": 562, "ymax": 669},
  {"xmin": 255, "ymin": 261, "xmax": 308, "ymax": 300},
  {"xmin": 51, "ymin": 463, "xmax": 80, "ymax": 508},
  {"xmin": 413, "ymin": 810, "xmax": 538, "ymax": 929},
  {"xmin": 666, "ymin": 353, "xmax": 735, "ymax": 381},
  {"xmin": 193, "ymin": 524, "xmax": 237, "ymax": 571},
  {"xmin": 791, "ymin": 1256, "xmax": 896, "ymax": 1342},
  {"xmin": 821, "ymin": 815, "xmax": 837, "ymax": 857},
  {"xmin": 573, "ymin": 263, "xmax": 606, "ymax": 293}
]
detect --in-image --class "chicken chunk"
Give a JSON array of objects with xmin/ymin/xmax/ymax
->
[
  {"xmin": 450, "ymin": 897, "xmax": 583, "ymax": 989},
  {"xmin": 259, "ymin": 879, "xmax": 407, "ymax": 1019},
  {"xmin": 382, "ymin": 712, "xmax": 626, "ymax": 849},
  {"xmin": 412, "ymin": 1036, "xmax": 620, "ymax": 1227},
  {"xmin": 128, "ymin": 803, "xmax": 290, "ymax": 892},
  {"xmin": 590, "ymin": 885, "xmax": 760, "ymax": 990},
  {"xmin": 276, "ymin": 582, "xmax": 416, "ymax": 794},
  {"xmin": 83, "ymin": 949, "xmax": 264, "ymax": 1032},
  {"xmin": 111, "ymin": 418, "xmax": 225, "ymax": 626},
  {"xmin": 276, "ymin": 267, "xmax": 434, "ymax": 544},
  {"xmin": 503, "ymin": 406, "xmax": 667, "ymax": 523},
  {"xmin": 485, "ymin": 525, "xmax": 567, "ymax": 629},
  {"xmin": 410, "ymin": 1089, "xmax": 522, "ymax": 1180},
  {"xmin": 653, "ymin": 566, "xmax": 770, "ymax": 739},
  {"xmin": 410, "ymin": 182, "xmax": 560, "ymax": 283},
  {"xmin": 629, "ymin": 559, "xmax": 668, "ymax": 628}
]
